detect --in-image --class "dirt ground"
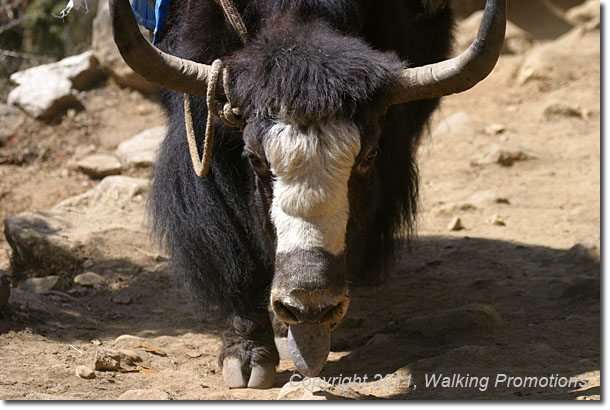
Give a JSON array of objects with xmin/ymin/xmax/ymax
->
[{"xmin": 0, "ymin": 5, "xmax": 600, "ymax": 401}]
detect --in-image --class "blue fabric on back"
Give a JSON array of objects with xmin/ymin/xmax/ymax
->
[{"xmin": 130, "ymin": 0, "xmax": 171, "ymax": 44}]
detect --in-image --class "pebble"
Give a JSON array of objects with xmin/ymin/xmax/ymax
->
[
  {"xmin": 114, "ymin": 334, "xmax": 141, "ymax": 344},
  {"xmin": 471, "ymin": 144, "xmax": 535, "ymax": 167},
  {"xmin": 0, "ymin": 270, "xmax": 10, "ymax": 310},
  {"xmin": 74, "ymin": 271, "xmax": 106, "ymax": 287},
  {"xmin": 489, "ymin": 214, "xmax": 506, "ymax": 226},
  {"xmin": 543, "ymin": 100, "xmax": 584, "ymax": 119},
  {"xmin": 484, "ymin": 123, "xmax": 506, "ymax": 135},
  {"xmin": 20, "ymin": 276, "xmax": 60, "ymax": 293},
  {"xmin": 118, "ymin": 389, "xmax": 171, "ymax": 400},
  {"xmin": 94, "ymin": 349, "xmax": 121, "ymax": 371},
  {"xmin": 111, "ymin": 293, "xmax": 133, "ymax": 305},
  {"xmin": 277, "ymin": 383, "xmax": 337, "ymax": 400},
  {"xmin": 447, "ymin": 217, "xmax": 463, "ymax": 231},
  {"xmin": 76, "ymin": 365, "xmax": 96, "ymax": 379}
]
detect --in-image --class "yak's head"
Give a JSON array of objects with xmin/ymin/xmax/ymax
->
[{"xmin": 110, "ymin": 0, "xmax": 505, "ymax": 376}]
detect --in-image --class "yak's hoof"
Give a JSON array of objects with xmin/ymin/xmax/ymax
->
[{"xmin": 222, "ymin": 357, "xmax": 276, "ymax": 389}]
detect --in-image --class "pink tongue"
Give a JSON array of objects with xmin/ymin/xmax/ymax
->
[{"xmin": 287, "ymin": 323, "xmax": 331, "ymax": 377}]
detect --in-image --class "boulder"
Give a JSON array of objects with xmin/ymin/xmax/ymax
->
[
  {"xmin": 92, "ymin": 0, "xmax": 157, "ymax": 94},
  {"xmin": 7, "ymin": 77, "xmax": 78, "ymax": 119},
  {"xmin": 116, "ymin": 126, "xmax": 166, "ymax": 169},
  {"xmin": 7, "ymin": 51, "xmax": 104, "ymax": 119},
  {"xmin": 10, "ymin": 51, "xmax": 103, "ymax": 91},
  {"xmin": 4, "ymin": 176, "xmax": 153, "ymax": 277}
]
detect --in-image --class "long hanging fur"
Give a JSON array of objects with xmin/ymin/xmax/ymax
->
[{"xmin": 149, "ymin": 0, "xmax": 454, "ymax": 316}]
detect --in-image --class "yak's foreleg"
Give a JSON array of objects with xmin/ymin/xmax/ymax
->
[{"xmin": 219, "ymin": 309, "xmax": 279, "ymax": 389}]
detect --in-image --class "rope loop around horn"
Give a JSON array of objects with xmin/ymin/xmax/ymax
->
[{"xmin": 185, "ymin": 59, "xmax": 244, "ymax": 178}]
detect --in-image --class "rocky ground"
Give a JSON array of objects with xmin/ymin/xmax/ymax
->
[{"xmin": 0, "ymin": 1, "xmax": 601, "ymax": 401}]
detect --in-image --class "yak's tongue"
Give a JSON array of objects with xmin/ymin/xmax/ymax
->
[{"xmin": 287, "ymin": 323, "xmax": 331, "ymax": 377}]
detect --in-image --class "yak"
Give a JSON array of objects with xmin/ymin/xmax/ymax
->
[{"xmin": 110, "ymin": 0, "xmax": 505, "ymax": 389}]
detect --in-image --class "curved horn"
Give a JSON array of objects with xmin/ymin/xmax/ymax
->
[
  {"xmin": 390, "ymin": 0, "xmax": 506, "ymax": 105},
  {"xmin": 110, "ymin": 0, "xmax": 212, "ymax": 96}
]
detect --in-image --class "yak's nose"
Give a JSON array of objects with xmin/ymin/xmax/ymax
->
[
  {"xmin": 271, "ymin": 291, "xmax": 349, "ymax": 324},
  {"xmin": 271, "ymin": 247, "xmax": 349, "ymax": 325}
]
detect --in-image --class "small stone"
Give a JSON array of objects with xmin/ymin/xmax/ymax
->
[
  {"xmin": 74, "ymin": 271, "xmax": 107, "ymax": 287},
  {"xmin": 20, "ymin": 276, "xmax": 60, "ymax": 293},
  {"xmin": 76, "ymin": 365, "xmax": 96, "ymax": 379},
  {"xmin": 567, "ymin": 242, "xmax": 599, "ymax": 261},
  {"xmin": 277, "ymin": 383, "xmax": 335, "ymax": 400},
  {"xmin": 543, "ymin": 100, "xmax": 584, "ymax": 119},
  {"xmin": 0, "ymin": 270, "xmax": 10, "ymax": 310},
  {"xmin": 76, "ymin": 154, "xmax": 122, "ymax": 179},
  {"xmin": 91, "ymin": 339, "xmax": 102, "ymax": 346},
  {"xmin": 471, "ymin": 144, "xmax": 535, "ymax": 167},
  {"xmin": 447, "ymin": 217, "xmax": 463, "ymax": 231},
  {"xmin": 489, "ymin": 214, "xmax": 506, "ymax": 226},
  {"xmin": 118, "ymin": 389, "xmax": 171, "ymax": 400},
  {"xmin": 111, "ymin": 293, "xmax": 133, "ymax": 305},
  {"xmin": 94, "ymin": 349, "xmax": 121, "ymax": 371},
  {"xmin": 484, "ymin": 123, "xmax": 506, "ymax": 135},
  {"xmin": 118, "ymin": 349, "xmax": 143, "ymax": 366}
]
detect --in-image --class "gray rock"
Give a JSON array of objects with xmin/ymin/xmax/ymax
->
[
  {"xmin": 76, "ymin": 153, "xmax": 122, "ymax": 178},
  {"xmin": 111, "ymin": 292, "xmax": 133, "ymax": 305},
  {"xmin": 4, "ymin": 176, "xmax": 153, "ymax": 276},
  {"xmin": 73, "ymin": 271, "xmax": 106, "ymax": 287},
  {"xmin": 0, "ymin": 270, "xmax": 10, "ymax": 310},
  {"xmin": 7, "ymin": 76, "xmax": 78, "ymax": 119},
  {"xmin": 116, "ymin": 126, "xmax": 165, "ymax": 169},
  {"xmin": 402, "ymin": 304, "xmax": 503, "ymax": 337},
  {"xmin": 94, "ymin": 349, "xmax": 121, "ymax": 371},
  {"xmin": 76, "ymin": 365, "xmax": 96, "ymax": 379},
  {"xmin": 0, "ymin": 103, "xmax": 25, "ymax": 146},
  {"xmin": 92, "ymin": 0, "xmax": 156, "ymax": 94},
  {"xmin": 20, "ymin": 276, "xmax": 60, "ymax": 293},
  {"xmin": 10, "ymin": 51, "xmax": 103, "ymax": 91},
  {"xmin": 471, "ymin": 144, "xmax": 536, "ymax": 166},
  {"xmin": 543, "ymin": 100, "xmax": 584, "ymax": 119},
  {"xmin": 118, "ymin": 389, "xmax": 171, "ymax": 400}
]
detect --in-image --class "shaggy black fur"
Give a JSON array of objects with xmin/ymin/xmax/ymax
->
[{"xmin": 149, "ymin": 0, "xmax": 454, "ymax": 372}]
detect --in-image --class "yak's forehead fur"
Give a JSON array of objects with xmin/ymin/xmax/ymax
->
[{"xmin": 228, "ymin": 14, "xmax": 404, "ymax": 123}]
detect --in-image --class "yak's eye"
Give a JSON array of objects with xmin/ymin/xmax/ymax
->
[
  {"xmin": 363, "ymin": 149, "xmax": 378, "ymax": 164},
  {"xmin": 246, "ymin": 152, "xmax": 269, "ymax": 175}
]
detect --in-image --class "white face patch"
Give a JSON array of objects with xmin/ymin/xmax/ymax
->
[{"xmin": 263, "ymin": 119, "xmax": 361, "ymax": 255}]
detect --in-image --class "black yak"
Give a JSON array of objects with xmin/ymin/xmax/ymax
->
[{"xmin": 110, "ymin": 0, "xmax": 505, "ymax": 388}]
